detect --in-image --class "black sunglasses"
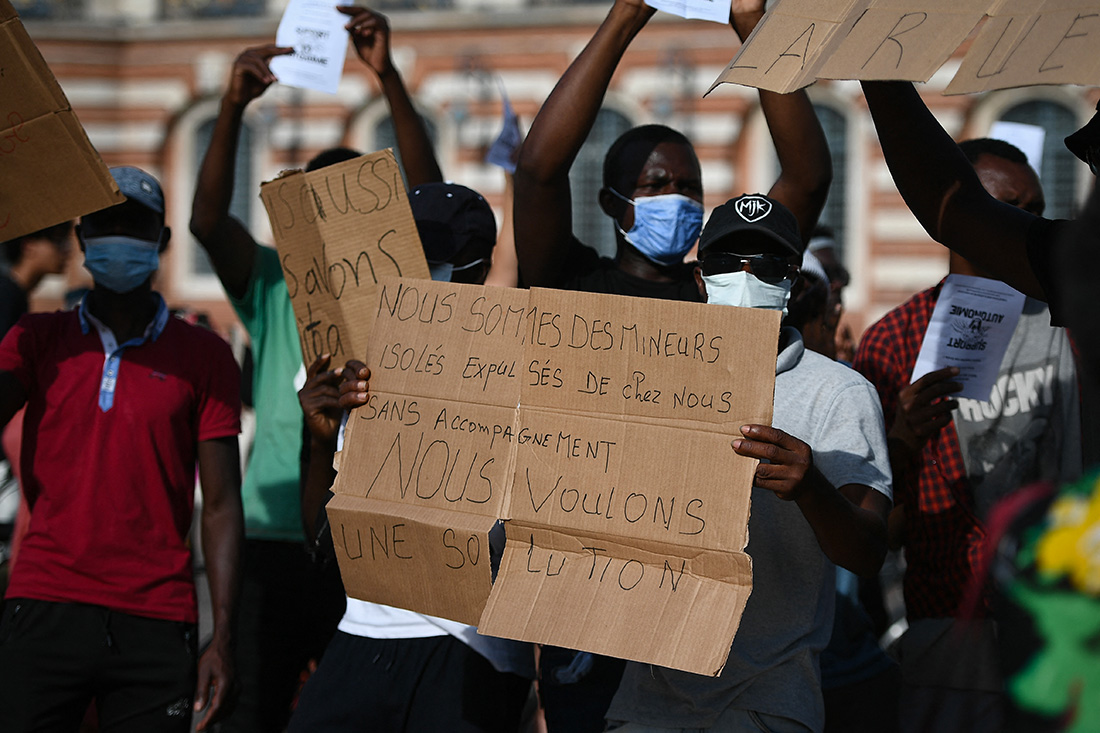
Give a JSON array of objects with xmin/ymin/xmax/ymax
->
[{"xmin": 699, "ymin": 252, "xmax": 797, "ymax": 284}]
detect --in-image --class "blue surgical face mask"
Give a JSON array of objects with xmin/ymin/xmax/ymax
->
[
  {"xmin": 610, "ymin": 189, "xmax": 703, "ymax": 266},
  {"xmin": 82, "ymin": 235, "xmax": 161, "ymax": 294},
  {"xmin": 702, "ymin": 270, "xmax": 793, "ymax": 315}
]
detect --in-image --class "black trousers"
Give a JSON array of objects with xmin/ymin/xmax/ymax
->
[
  {"xmin": 216, "ymin": 538, "xmax": 345, "ymax": 733},
  {"xmin": 0, "ymin": 598, "xmax": 198, "ymax": 732},
  {"xmin": 288, "ymin": 631, "xmax": 531, "ymax": 733}
]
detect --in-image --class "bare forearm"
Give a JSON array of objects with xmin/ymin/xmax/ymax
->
[
  {"xmin": 862, "ymin": 81, "xmax": 1045, "ymax": 296},
  {"xmin": 302, "ymin": 437, "xmax": 338, "ymax": 543},
  {"xmin": 762, "ymin": 87, "xmax": 831, "ymax": 242},
  {"xmin": 191, "ymin": 99, "xmax": 245, "ymax": 243},
  {"xmin": 731, "ymin": 7, "xmax": 829, "ymax": 239},
  {"xmin": 201, "ymin": 496, "xmax": 243, "ymax": 649},
  {"xmin": 379, "ymin": 68, "xmax": 443, "ymax": 187},
  {"xmin": 518, "ymin": 2, "xmax": 649, "ymax": 185},
  {"xmin": 861, "ymin": 81, "xmax": 979, "ymax": 232},
  {"xmin": 794, "ymin": 471, "xmax": 888, "ymax": 577}
]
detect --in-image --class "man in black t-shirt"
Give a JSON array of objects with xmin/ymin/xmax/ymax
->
[
  {"xmin": 513, "ymin": 2, "xmax": 832, "ymax": 729},
  {"xmin": 514, "ymin": 0, "xmax": 831, "ymax": 309}
]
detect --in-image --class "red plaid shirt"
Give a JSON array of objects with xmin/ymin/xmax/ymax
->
[{"xmin": 853, "ymin": 280, "xmax": 987, "ymax": 619}]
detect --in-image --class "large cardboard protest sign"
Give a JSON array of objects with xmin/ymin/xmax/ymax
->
[
  {"xmin": 260, "ymin": 150, "xmax": 431, "ymax": 366},
  {"xmin": 710, "ymin": 0, "xmax": 1100, "ymax": 95},
  {"xmin": 0, "ymin": 0, "xmax": 122, "ymax": 241},
  {"xmin": 328, "ymin": 277, "xmax": 781, "ymax": 675}
]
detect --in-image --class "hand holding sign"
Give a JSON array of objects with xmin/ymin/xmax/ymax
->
[
  {"xmin": 732, "ymin": 424, "xmax": 814, "ymax": 502},
  {"xmin": 338, "ymin": 359, "xmax": 372, "ymax": 410},
  {"xmin": 299, "ymin": 354, "xmax": 346, "ymax": 447}
]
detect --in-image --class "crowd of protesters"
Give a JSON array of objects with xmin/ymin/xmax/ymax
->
[{"xmin": 0, "ymin": 0, "xmax": 1098, "ymax": 731}]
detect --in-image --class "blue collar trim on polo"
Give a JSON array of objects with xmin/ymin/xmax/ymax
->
[{"xmin": 79, "ymin": 293, "xmax": 170, "ymax": 412}]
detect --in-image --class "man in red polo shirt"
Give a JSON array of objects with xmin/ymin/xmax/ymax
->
[{"xmin": 0, "ymin": 167, "xmax": 243, "ymax": 732}]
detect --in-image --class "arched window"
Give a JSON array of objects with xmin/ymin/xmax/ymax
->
[
  {"xmin": 192, "ymin": 117, "xmax": 254, "ymax": 276},
  {"xmin": 813, "ymin": 104, "xmax": 848, "ymax": 254},
  {"xmin": 569, "ymin": 108, "xmax": 633, "ymax": 258},
  {"xmin": 999, "ymin": 100, "xmax": 1079, "ymax": 220}
]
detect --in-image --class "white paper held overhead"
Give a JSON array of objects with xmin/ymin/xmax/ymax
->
[{"xmin": 270, "ymin": 0, "xmax": 350, "ymax": 95}]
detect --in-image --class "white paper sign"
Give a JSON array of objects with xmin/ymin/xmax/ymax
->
[
  {"xmin": 270, "ymin": 0, "xmax": 349, "ymax": 95},
  {"xmin": 912, "ymin": 274, "xmax": 1027, "ymax": 400},
  {"xmin": 989, "ymin": 121, "xmax": 1046, "ymax": 179},
  {"xmin": 645, "ymin": 0, "xmax": 730, "ymax": 24}
]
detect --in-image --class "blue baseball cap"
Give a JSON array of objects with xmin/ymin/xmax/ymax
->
[{"xmin": 109, "ymin": 166, "xmax": 165, "ymax": 216}]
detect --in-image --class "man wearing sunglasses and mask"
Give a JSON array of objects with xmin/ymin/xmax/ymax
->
[{"xmin": 607, "ymin": 194, "xmax": 892, "ymax": 733}]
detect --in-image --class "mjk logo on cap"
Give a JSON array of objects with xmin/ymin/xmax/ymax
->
[{"xmin": 735, "ymin": 195, "xmax": 772, "ymax": 223}]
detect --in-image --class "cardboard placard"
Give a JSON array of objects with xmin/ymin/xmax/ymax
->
[
  {"xmin": 0, "ymin": 0, "xmax": 122, "ymax": 241},
  {"xmin": 259, "ymin": 149, "xmax": 431, "ymax": 366},
  {"xmin": 331, "ymin": 278, "xmax": 781, "ymax": 676},
  {"xmin": 947, "ymin": 1, "xmax": 1100, "ymax": 94},
  {"xmin": 710, "ymin": 0, "xmax": 1100, "ymax": 95}
]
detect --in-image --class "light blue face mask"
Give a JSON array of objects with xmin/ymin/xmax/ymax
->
[
  {"xmin": 610, "ymin": 189, "xmax": 703, "ymax": 266},
  {"xmin": 82, "ymin": 235, "xmax": 161, "ymax": 294},
  {"xmin": 702, "ymin": 270, "xmax": 793, "ymax": 315}
]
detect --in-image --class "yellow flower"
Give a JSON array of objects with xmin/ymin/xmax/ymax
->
[{"xmin": 1036, "ymin": 488, "xmax": 1100, "ymax": 595}]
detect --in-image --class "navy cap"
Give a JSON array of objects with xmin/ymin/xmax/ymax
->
[
  {"xmin": 699, "ymin": 193, "xmax": 802, "ymax": 258},
  {"xmin": 110, "ymin": 166, "xmax": 165, "ymax": 216},
  {"xmin": 1065, "ymin": 99, "xmax": 1100, "ymax": 166},
  {"xmin": 409, "ymin": 183, "xmax": 496, "ymax": 264}
]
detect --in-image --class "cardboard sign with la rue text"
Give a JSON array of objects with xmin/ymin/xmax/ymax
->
[
  {"xmin": 0, "ymin": 0, "xmax": 122, "ymax": 241},
  {"xmin": 710, "ymin": 0, "xmax": 1100, "ymax": 95},
  {"xmin": 260, "ymin": 149, "xmax": 431, "ymax": 367},
  {"xmin": 328, "ymin": 278, "xmax": 780, "ymax": 676}
]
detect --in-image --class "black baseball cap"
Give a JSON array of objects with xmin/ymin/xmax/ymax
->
[
  {"xmin": 699, "ymin": 193, "xmax": 803, "ymax": 258},
  {"xmin": 409, "ymin": 183, "xmax": 496, "ymax": 264},
  {"xmin": 1065, "ymin": 99, "xmax": 1100, "ymax": 167}
]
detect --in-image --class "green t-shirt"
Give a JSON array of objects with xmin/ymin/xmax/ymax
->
[{"xmin": 230, "ymin": 245, "xmax": 304, "ymax": 541}]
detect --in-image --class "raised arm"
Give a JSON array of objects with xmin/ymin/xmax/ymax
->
[
  {"xmin": 861, "ymin": 81, "xmax": 1045, "ymax": 298},
  {"xmin": 513, "ymin": 0, "xmax": 655, "ymax": 287},
  {"xmin": 732, "ymin": 1, "xmax": 831, "ymax": 243},
  {"xmin": 190, "ymin": 44, "xmax": 291, "ymax": 299},
  {"xmin": 193, "ymin": 436, "xmax": 244, "ymax": 731},
  {"xmin": 339, "ymin": 6, "xmax": 443, "ymax": 187}
]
